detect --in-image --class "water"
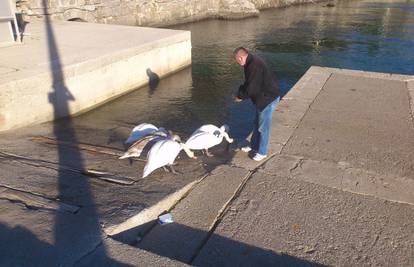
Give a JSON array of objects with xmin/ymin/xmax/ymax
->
[{"xmin": 75, "ymin": 0, "xmax": 414, "ymax": 140}]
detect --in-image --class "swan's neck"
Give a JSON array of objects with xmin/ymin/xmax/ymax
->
[
  {"xmin": 222, "ymin": 132, "xmax": 234, "ymax": 143},
  {"xmin": 181, "ymin": 143, "xmax": 195, "ymax": 158}
]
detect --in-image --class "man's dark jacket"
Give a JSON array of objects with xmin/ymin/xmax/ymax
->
[{"xmin": 237, "ymin": 53, "xmax": 280, "ymax": 111}]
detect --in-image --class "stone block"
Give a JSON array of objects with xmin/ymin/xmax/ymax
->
[
  {"xmin": 63, "ymin": 8, "xmax": 92, "ymax": 21},
  {"xmin": 218, "ymin": 0, "xmax": 259, "ymax": 19},
  {"xmin": 114, "ymin": 15, "xmax": 136, "ymax": 26}
]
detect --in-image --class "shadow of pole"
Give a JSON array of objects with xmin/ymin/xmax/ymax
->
[
  {"xmin": 119, "ymin": 221, "xmax": 327, "ymax": 267},
  {"xmin": 41, "ymin": 1, "xmax": 109, "ymax": 264}
]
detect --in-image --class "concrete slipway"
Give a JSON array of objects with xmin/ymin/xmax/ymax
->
[
  {"xmin": 0, "ymin": 66, "xmax": 413, "ymax": 266},
  {"xmin": 0, "ymin": 20, "xmax": 191, "ymax": 132}
]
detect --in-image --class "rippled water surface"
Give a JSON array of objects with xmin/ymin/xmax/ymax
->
[{"xmin": 75, "ymin": 0, "xmax": 414, "ymax": 139}]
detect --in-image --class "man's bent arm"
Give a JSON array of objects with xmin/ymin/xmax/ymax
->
[{"xmin": 238, "ymin": 66, "xmax": 261, "ymax": 100}]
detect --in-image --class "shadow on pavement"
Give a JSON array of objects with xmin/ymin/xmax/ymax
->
[
  {"xmin": 38, "ymin": 1, "xmax": 127, "ymax": 265},
  {"xmin": 110, "ymin": 221, "xmax": 326, "ymax": 267},
  {"xmin": 0, "ymin": 223, "xmax": 57, "ymax": 266}
]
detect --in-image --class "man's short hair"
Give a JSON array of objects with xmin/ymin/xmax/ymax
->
[{"xmin": 234, "ymin": 47, "xmax": 248, "ymax": 56}]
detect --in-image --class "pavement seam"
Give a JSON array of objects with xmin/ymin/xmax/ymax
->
[
  {"xmin": 309, "ymin": 180, "xmax": 414, "ymax": 207},
  {"xmin": 261, "ymin": 167, "xmax": 414, "ymax": 207},
  {"xmin": 72, "ymin": 238, "xmax": 105, "ymax": 266},
  {"xmin": 188, "ymin": 155, "xmax": 277, "ymax": 264},
  {"xmin": 287, "ymin": 157, "xmax": 414, "ymax": 206},
  {"xmin": 255, "ymin": 154, "xmax": 414, "ymax": 206}
]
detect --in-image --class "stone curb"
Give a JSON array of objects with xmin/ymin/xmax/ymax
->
[{"xmin": 104, "ymin": 173, "xmax": 209, "ymax": 237}]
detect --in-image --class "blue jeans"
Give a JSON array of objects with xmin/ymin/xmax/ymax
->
[{"xmin": 251, "ymin": 96, "xmax": 280, "ymax": 155}]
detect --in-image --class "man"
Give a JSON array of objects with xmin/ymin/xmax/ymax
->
[{"xmin": 234, "ymin": 47, "xmax": 280, "ymax": 161}]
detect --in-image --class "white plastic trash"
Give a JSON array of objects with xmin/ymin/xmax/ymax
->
[{"xmin": 158, "ymin": 213, "xmax": 173, "ymax": 225}]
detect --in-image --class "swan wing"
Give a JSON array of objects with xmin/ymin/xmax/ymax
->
[
  {"xmin": 133, "ymin": 123, "xmax": 158, "ymax": 132},
  {"xmin": 195, "ymin": 124, "xmax": 219, "ymax": 134},
  {"xmin": 125, "ymin": 123, "xmax": 158, "ymax": 144},
  {"xmin": 143, "ymin": 139, "xmax": 181, "ymax": 178},
  {"xmin": 185, "ymin": 131, "xmax": 222, "ymax": 150},
  {"xmin": 120, "ymin": 135, "xmax": 159, "ymax": 159}
]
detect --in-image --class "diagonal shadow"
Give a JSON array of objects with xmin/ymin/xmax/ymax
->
[
  {"xmin": 109, "ymin": 221, "xmax": 327, "ymax": 267},
  {"xmin": 41, "ymin": 1, "xmax": 129, "ymax": 265},
  {"xmin": 0, "ymin": 222, "xmax": 55, "ymax": 266}
]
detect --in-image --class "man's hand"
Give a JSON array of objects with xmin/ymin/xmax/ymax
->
[{"xmin": 233, "ymin": 96, "xmax": 242, "ymax": 103}]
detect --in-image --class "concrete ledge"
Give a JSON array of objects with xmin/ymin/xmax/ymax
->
[
  {"xmin": 281, "ymin": 66, "xmax": 414, "ymax": 204},
  {"xmin": 0, "ymin": 21, "xmax": 191, "ymax": 132},
  {"xmin": 310, "ymin": 66, "xmax": 414, "ymax": 81},
  {"xmin": 104, "ymin": 174, "xmax": 208, "ymax": 238},
  {"xmin": 282, "ymin": 155, "xmax": 414, "ymax": 205}
]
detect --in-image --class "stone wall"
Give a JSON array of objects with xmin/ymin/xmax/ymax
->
[
  {"xmin": 250, "ymin": 0, "xmax": 316, "ymax": 9},
  {"xmin": 16, "ymin": 0, "xmax": 318, "ymax": 27}
]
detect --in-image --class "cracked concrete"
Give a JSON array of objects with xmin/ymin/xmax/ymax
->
[
  {"xmin": 284, "ymin": 71, "xmax": 414, "ymax": 180},
  {"xmin": 1, "ymin": 66, "xmax": 413, "ymax": 266},
  {"xmin": 203, "ymin": 68, "xmax": 412, "ymax": 265},
  {"xmin": 194, "ymin": 162, "xmax": 414, "ymax": 266},
  {"xmin": 288, "ymin": 157, "xmax": 414, "ymax": 205},
  {"xmin": 175, "ymin": 67, "xmax": 413, "ymax": 265},
  {"xmin": 101, "ymin": 67, "xmax": 414, "ymax": 266}
]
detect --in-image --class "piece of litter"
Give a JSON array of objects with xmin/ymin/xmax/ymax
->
[{"xmin": 158, "ymin": 213, "xmax": 173, "ymax": 225}]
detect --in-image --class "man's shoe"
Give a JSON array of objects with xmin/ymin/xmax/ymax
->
[
  {"xmin": 241, "ymin": 146, "xmax": 252, "ymax": 152},
  {"xmin": 252, "ymin": 153, "xmax": 267, "ymax": 161}
]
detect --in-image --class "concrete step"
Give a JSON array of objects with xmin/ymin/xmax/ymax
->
[{"xmin": 135, "ymin": 164, "xmax": 251, "ymax": 264}]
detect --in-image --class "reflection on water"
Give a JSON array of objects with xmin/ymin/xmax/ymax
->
[
  {"xmin": 75, "ymin": 0, "xmax": 414, "ymax": 139},
  {"xmin": 73, "ymin": 67, "xmax": 199, "ymax": 134}
]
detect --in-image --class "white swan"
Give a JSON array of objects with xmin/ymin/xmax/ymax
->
[
  {"xmin": 125, "ymin": 123, "xmax": 159, "ymax": 144},
  {"xmin": 185, "ymin": 124, "xmax": 233, "ymax": 156},
  {"xmin": 119, "ymin": 129, "xmax": 169, "ymax": 159},
  {"xmin": 143, "ymin": 134, "xmax": 195, "ymax": 178}
]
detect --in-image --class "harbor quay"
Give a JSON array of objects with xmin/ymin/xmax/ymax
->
[
  {"xmin": 0, "ymin": 20, "xmax": 191, "ymax": 132},
  {"xmin": 0, "ymin": 60, "xmax": 413, "ymax": 265}
]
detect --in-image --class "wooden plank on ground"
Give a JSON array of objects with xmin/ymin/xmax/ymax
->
[
  {"xmin": 0, "ymin": 185, "xmax": 80, "ymax": 213},
  {"xmin": 0, "ymin": 151, "xmax": 137, "ymax": 185},
  {"xmin": 30, "ymin": 136, "xmax": 144, "ymax": 162}
]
